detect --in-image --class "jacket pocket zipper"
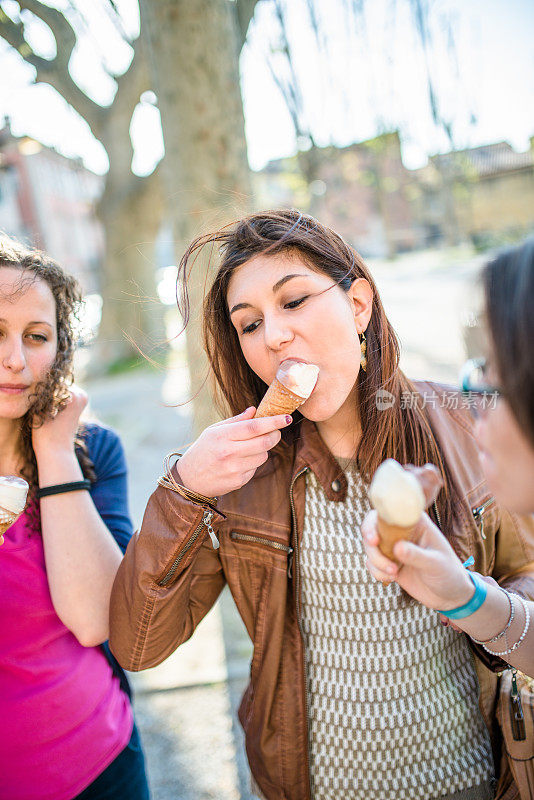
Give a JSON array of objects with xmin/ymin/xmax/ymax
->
[
  {"xmin": 509, "ymin": 670, "xmax": 526, "ymax": 741},
  {"xmin": 158, "ymin": 509, "xmax": 216, "ymax": 587},
  {"xmin": 289, "ymin": 466, "xmax": 313, "ymax": 794},
  {"xmin": 472, "ymin": 496, "xmax": 495, "ymax": 540},
  {"xmin": 229, "ymin": 531, "xmax": 293, "ymax": 575}
]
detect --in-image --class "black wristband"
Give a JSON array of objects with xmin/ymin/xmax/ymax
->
[{"xmin": 37, "ymin": 479, "xmax": 91, "ymax": 499}]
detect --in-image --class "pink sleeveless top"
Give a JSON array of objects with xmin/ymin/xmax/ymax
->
[{"xmin": 0, "ymin": 509, "xmax": 133, "ymax": 800}]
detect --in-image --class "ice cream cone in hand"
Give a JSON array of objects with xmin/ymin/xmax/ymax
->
[
  {"xmin": 0, "ymin": 476, "xmax": 29, "ymax": 545},
  {"xmin": 369, "ymin": 459, "xmax": 442, "ymax": 562},
  {"xmin": 255, "ymin": 360, "xmax": 319, "ymax": 418}
]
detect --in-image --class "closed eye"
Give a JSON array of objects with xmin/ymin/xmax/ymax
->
[
  {"xmin": 284, "ymin": 296, "xmax": 308, "ymax": 309},
  {"xmin": 241, "ymin": 296, "xmax": 309, "ymax": 334},
  {"xmin": 242, "ymin": 320, "xmax": 261, "ymax": 335}
]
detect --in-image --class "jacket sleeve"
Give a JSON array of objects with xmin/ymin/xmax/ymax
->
[
  {"xmin": 493, "ymin": 506, "xmax": 534, "ymax": 598},
  {"xmin": 109, "ymin": 471, "xmax": 226, "ymax": 671},
  {"xmin": 471, "ymin": 506, "xmax": 534, "ymax": 671}
]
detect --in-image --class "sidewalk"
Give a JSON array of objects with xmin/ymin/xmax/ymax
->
[{"xmin": 85, "ymin": 250, "xmax": 484, "ymax": 799}]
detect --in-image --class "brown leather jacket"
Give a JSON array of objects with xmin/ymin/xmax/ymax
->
[{"xmin": 109, "ymin": 381, "xmax": 534, "ymax": 800}]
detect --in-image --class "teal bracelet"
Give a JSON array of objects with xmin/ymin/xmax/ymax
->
[{"xmin": 437, "ymin": 571, "xmax": 488, "ymax": 620}]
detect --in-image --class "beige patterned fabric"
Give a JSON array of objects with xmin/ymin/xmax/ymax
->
[{"xmin": 299, "ymin": 464, "xmax": 494, "ymax": 800}]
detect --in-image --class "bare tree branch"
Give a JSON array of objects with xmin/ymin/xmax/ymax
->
[
  {"xmin": 0, "ymin": 0, "xmax": 106, "ymax": 135},
  {"xmin": 268, "ymin": 0, "xmax": 315, "ymax": 147},
  {"xmin": 0, "ymin": 0, "xmax": 151, "ymax": 156},
  {"xmin": 18, "ymin": 0, "xmax": 76, "ymax": 53}
]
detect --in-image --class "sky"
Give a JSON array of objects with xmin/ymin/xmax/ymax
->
[{"xmin": 0, "ymin": 0, "xmax": 532, "ymax": 176}]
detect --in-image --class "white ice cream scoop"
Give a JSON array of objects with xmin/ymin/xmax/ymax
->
[
  {"xmin": 369, "ymin": 458, "xmax": 426, "ymax": 527},
  {"xmin": 255, "ymin": 360, "xmax": 319, "ymax": 418},
  {"xmin": 276, "ymin": 360, "xmax": 320, "ymax": 399},
  {"xmin": 0, "ymin": 475, "xmax": 29, "ymax": 515}
]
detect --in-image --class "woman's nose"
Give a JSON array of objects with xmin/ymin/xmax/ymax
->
[
  {"xmin": 2, "ymin": 340, "xmax": 26, "ymax": 372},
  {"xmin": 263, "ymin": 316, "xmax": 294, "ymax": 350}
]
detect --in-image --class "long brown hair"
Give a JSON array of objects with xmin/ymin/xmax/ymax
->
[
  {"xmin": 178, "ymin": 209, "xmax": 456, "ymax": 529},
  {"xmin": 0, "ymin": 235, "xmax": 95, "ymax": 498},
  {"xmin": 483, "ymin": 238, "xmax": 534, "ymax": 447}
]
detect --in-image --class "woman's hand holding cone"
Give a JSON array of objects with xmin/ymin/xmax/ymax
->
[
  {"xmin": 364, "ymin": 459, "xmax": 473, "ymax": 608},
  {"xmin": 176, "ymin": 407, "xmax": 292, "ymax": 498},
  {"xmin": 361, "ymin": 510, "xmax": 474, "ymax": 612}
]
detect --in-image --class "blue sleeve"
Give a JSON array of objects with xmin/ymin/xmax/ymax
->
[{"xmin": 81, "ymin": 423, "xmax": 134, "ymax": 554}]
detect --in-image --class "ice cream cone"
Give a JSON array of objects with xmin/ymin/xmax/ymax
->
[
  {"xmin": 255, "ymin": 377, "xmax": 307, "ymax": 418},
  {"xmin": 376, "ymin": 516, "xmax": 419, "ymax": 562},
  {"xmin": 0, "ymin": 506, "xmax": 19, "ymax": 545},
  {"xmin": 369, "ymin": 459, "xmax": 443, "ymax": 563},
  {"xmin": 255, "ymin": 360, "xmax": 319, "ymax": 418},
  {"xmin": 0, "ymin": 476, "xmax": 29, "ymax": 546}
]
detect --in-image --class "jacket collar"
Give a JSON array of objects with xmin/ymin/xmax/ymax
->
[{"xmin": 291, "ymin": 418, "xmax": 349, "ymax": 501}]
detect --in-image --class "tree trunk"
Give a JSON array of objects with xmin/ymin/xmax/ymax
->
[
  {"xmin": 140, "ymin": 0, "xmax": 252, "ymax": 434},
  {"xmin": 95, "ymin": 170, "xmax": 165, "ymax": 368}
]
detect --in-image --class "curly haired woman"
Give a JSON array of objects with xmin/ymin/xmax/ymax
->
[
  {"xmin": 110, "ymin": 211, "xmax": 533, "ymax": 800},
  {"xmin": 0, "ymin": 236, "xmax": 149, "ymax": 800}
]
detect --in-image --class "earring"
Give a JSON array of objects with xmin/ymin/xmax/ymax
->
[{"xmin": 360, "ymin": 331, "xmax": 367, "ymax": 371}]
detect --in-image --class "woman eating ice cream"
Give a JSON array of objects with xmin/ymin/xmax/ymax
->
[
  {"xmin": 0, "ymin": 236, "xmax": 149, "ymax": 800},
  {"xmin": 110, "ymin": 210, "xmax": 534, "ymax": 800}
]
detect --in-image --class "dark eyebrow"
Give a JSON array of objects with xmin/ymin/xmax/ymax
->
[
  {"xmin": 229, "ymin": 274, "xmax": 307, "ymax": 316},
  {"xmin": 0, "ymin": 319, "xmax": 53, "ymax": 327}
]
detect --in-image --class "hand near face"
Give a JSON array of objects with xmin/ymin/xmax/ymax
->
[
  {"xmin": 31, "ymin": 385, "xmax": 88, "ymax": 457},
  {"xmin": 361, "ymin": 509, "xmax": 474, "ymax": 612},
  {"xmin": 177, "ymin": 406, "xmax": 292, "ymax": 498}
]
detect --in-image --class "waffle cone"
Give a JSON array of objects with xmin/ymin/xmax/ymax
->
[
  {"xmin": 377, "ymin": 515, "xmax": 419, "ymax": 562},
  {"xmin": 0, "ymin": 505, "xmax": 19, "ymax": 544},
  {"xmin": 255, "ymin": 377, "xmax": 306, "ymax": 418}
]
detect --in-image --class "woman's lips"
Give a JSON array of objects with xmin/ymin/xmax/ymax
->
[
  {"xmin": 0, "ymin": 384, "xmax": 30, "ymax": 394},
  {"xmin": 280, "ymin": 357, "xmax": 310, "ymax": 365}
]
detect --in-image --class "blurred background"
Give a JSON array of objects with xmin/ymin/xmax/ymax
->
[{"xmin": 0, "ymin": 1, "xmax": 533, "ymax": 797}]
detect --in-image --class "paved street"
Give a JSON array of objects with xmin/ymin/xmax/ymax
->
[{"xmin": 85, "ymin": 248, "xmax": 486, "ymax": 800}]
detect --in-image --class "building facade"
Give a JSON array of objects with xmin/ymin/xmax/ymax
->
[
  {"xmin": 255, "ymin": 133, "xmax": 534, "ymax": 256},
  {"xmin": 0, "ymin": 121, "xmax": 104, "ymax": 293}
]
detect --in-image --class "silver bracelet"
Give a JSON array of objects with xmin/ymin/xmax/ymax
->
[
  {"xmin": 471, "ymin": 587, "xmax": 514, "ymax": 645},
  {"xmin": 482, "ymin": 594, "xmax": 530, "ymax": 657}
]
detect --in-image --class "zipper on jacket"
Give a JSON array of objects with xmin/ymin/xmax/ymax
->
[
  {"xmin": 158, "ymin": 509, "xmax": 215, "ymax": 587},
  {"xmin": 472, "ymin": 496, "xmax": 495, "ymax": 540},
  {"xmin": 510, "ymin": 669, "xmax": 526, "ymax": 741},
  {"xmin": 229, "ymin": 531, "xmax": 293, "ymax": 575},
  {"xmin": 289, "ymin": 466, "xmax": 313, "ymax": 796},
  {"xmin": 433, "ymin": 500, "xmax": 442, "ymax": 529}
]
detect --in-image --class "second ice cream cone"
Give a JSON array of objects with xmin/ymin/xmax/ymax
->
[
  {"xmin": 0, "ymin": 505, "xmax": 19, "ymax": 546},
  {"xmin": 255, "ymin": 378, "xmax": 305, "ymax": 418},
  {"xmin": 376, "ymin": 515, "xmax": 418, "ymax": 562}
]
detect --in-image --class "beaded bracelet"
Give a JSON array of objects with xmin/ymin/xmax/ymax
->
[
  {"xmin": 157, "ymin": 452, "xmax": 218, "ymax": 509},
  {"xmin": 481, "ymin": 594, "xmax": 530, "ymax": 657},
  {"xmin": 471, "ymin": 588, "xmax": 515, "ymax": 645}
]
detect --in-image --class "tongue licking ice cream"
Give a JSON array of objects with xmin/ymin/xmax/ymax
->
[
  {"xmin": 0, "ymin": 476, "xmax": 29, "ymax": 545},
  {"xmin": 254, "ymin": 360, "xmax": 319, "ymax": 418},
  {"xmin": 369, "ymin": 459, "xmax": 442, "ymax": 561}
]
